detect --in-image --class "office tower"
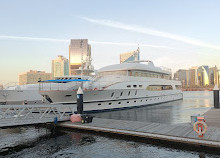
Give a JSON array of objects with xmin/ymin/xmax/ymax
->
[
  {"xmin": 52, "ymin": 55, "xmax": 69, "ymax": 78},
  {"xmin": 174, "ymin": 69, "xmax": 190, "ymax": 87},
  {"xmin": 189, "ymin": 66, "xmax": 199, "ymax": 87},
  {"xmin": 209, "ymin": 66, "xmax": 219, "ymax": 86},
  {"xmin": 69, "ymin": 39, "xmax": 93, "ymax": 75},
  {"xmin": 120, "ymin": 47, "xmax": 140, "ymax": 63},
  {"xmin": 197, "ymin": 66, "xmax": 209, "ymax": 87},
  {"xmin": 19, "ymin": 70, "xmax": 52, "ymax": 85}
]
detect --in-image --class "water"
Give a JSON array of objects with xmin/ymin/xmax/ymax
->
[
  {"xmin": 1, "ymin": 91, "xmax": 219, "ymax": 158},
  {"xmin": 94, "ymin": 91, "xmax": 213, "ymax": 124}
]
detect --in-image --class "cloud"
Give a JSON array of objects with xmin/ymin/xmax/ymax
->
[
  {"xmin": 79, "ymin": 16, "xmax": 220, "ymax": 50},
  {"xmin": 0, "ymin": 35, "xmax": 170, "ymax": 48}
]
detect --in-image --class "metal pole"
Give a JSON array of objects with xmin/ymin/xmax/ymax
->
[
  {"xmin": 213, "ymin": 84, "xmax": 219, "ymax": 109},
  {"xmin": 77, "ymin": 86, "xmax": 83, "ymax": 114}
]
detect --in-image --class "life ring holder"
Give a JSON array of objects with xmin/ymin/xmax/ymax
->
[{"xmin": 193, "ymin": 121, "xmax": 208, "ymax": 135}]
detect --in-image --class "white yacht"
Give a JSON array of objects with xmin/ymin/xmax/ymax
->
[
  {"xmin": 0, "ymin": 76, "xmax": 90, "ymax": 105},
  {"xmin": 40, "ymin": 61, "xmax": 182, "ymax": 113}
]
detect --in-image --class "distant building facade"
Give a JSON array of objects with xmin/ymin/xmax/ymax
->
[
  {"xmin": 190, "ymin": 66, "xmax": 199, "ymax": 87},
  {"xmin": 209, "ymin": 66, "xmax": 219, "ymax": 86},
  {"xmin": 120, "ymin": 48, "xmax": 140, "ymax": 63},
  {"xmin": 174, "ymin": 69, "xmax": 190, "ymax": 87},
  {"xmin": 52, "ymin": 55, "xmax": 69, "ymax": 78},
  {"xmin": 197, "ymin": 66, "xmax": 209, "ymax": 87},
  {"xmin": 19, "ymin": 70, "xmax": 52, "ymax": 85},
  {"xmin": 174, "ymin": 65, "xmax": 220, "ymax": 88},
  {"xmin": 69, "ymin": 39, "xmax": 93, "ymax": 75}
]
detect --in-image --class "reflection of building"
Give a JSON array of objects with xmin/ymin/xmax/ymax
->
[
  {"xmin": 19, "ymin": 70, "xmax": 52, "ymax": 85},
  {"xmin": 69, "ymin": 39, "xmax": 93, "ymax": 75},
  {"xmin": 52, "ymin": 55, "xmax": 69, "ymax": 78},
  {"xmin": 120, "ymin": 48, "xmax": 140, "ymax": 63},
  {"xmin": 197, "ymin": 66, "xmax": 209, "ymax": 87},
  {"xmin": 209, "ymin": 66, "xmax": 219, "ymax": 86}
]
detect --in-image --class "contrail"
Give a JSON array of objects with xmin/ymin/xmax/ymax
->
[
  {"xmin": 79, "ymin": 16, "xmax": 220, "ymax": 50},
  {"xmin": 0, "ymin": 35, "xmax": 171, "ymax": 49}
]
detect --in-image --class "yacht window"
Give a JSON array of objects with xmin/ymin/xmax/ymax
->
[
  {"xmin": 133, "ymin": 85, "xmax": 137, "ymax": 88},
  {"xmin": 135, "ymin": 90, "xmax": 137, "ymax": 95},
  {"xmin": 98, "ymin": 103, "xmax": 101, "ymax": 106},
  {"xmin": 127, "ymin": 101, "xmax": 129, "ymax": 103},
  {"xmin": 109, "ymin": 103, "xmax": 112, "ymax": 105},
  {"xmin": 120, "ymin": 92, "xmax": 123, "ymax": 96},
  {"xmin": 128, "ymin": 91, "xmax": 130, "ymax": 96},
  {"xmin": 111, "ymin": 92, "xmax": 114, "ymax": 97},
  {"xmin": 139, "ymin": 85, "xmax": 142, "ymax": 88},
  {"xmin": 147, "ymin": 85, "xmax": 173, "ymax": 91},
  {"xmin": 118, "ymin": 102, "xmax": 121, "ymax": 104},
  {"xmin": 134, "ymin": 100, "xmax": 136, "ymax": 103},
  {"xmin": 127, "ymin": 85, "xmax": 131, "ymax": 88}
]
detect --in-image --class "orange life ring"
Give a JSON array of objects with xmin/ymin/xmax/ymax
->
[{"xmin": 193, "ymin": 121, "xmax": 208, "ymax": 135}]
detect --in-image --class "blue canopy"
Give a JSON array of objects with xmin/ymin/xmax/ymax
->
[{"xmin": 39, "ymin": 79, "xmax": 90, "ymax": 83}]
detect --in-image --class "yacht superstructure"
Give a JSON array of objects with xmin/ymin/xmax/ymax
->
[{"xmin": 40, "ymin": 61, "xmax": 182, "ymax": 113}]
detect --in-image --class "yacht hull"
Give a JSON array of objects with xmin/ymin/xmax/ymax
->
[{"xmin": 41, "ymin": 89, "xmax": 183, "ymax": 113}]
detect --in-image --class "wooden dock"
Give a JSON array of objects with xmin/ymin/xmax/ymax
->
[{"xmin": 58, "ymin": 110, "xmax": 220, "ymax": 148}]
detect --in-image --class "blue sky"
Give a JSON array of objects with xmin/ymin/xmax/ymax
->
[{"xmin": 1, "ymin": 0, "xmax": 220, "ymax": 83}]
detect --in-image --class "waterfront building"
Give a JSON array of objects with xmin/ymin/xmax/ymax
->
[
  {"xmin": 174, "ymin": 69, "xmax": 191, "ymax": 87},
  {"xmin": 52, "ymin": 55, "xmax": 69, "ymax": 78},
  {"xmin": 19, "ymin": 70, "xmax": 52, "ymax": 85},
  {"xmin": 69, "ymin": 39, "xmax": 93, "ymax": 75},
  {"xmin": 209, "ymin": 66, "xmax": 219, "ymax": 86},
  {"xmin": 120, "ymin": 47, "xmax": 140, "ymax": 63},
  {"xmin": 197, "ymin": 66, "xmax": 209, "ymax": 87},
  {"xmin": 189, "ymin": 66, "xmax": 199, "ymax": 87}
]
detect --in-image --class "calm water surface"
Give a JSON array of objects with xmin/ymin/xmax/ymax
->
[{"xmin": 1, "ymin": 91, "xmax": 219, "ymax": 158}]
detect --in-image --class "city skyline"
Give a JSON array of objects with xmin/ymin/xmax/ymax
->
[{"xmin": 1, "ymin": 0, "xmax": 220, "ymax": 83}]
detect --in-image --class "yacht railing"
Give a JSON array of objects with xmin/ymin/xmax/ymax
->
[{"xmin": 39, "ymin": 81, "xmax": 122, "ymax": 91}]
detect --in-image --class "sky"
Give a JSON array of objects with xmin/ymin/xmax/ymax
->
[{"xmin": 1, "ymin": 0, "xmax": 220, "ymax": 84}]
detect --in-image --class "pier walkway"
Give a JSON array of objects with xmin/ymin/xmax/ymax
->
[
  {"xmin": 0, "ymin": 104, "xmax": 74, "ymax": 128},
  {"xmin": 59, "ymin": 115, "xmax": 220, "ymax": 148}
]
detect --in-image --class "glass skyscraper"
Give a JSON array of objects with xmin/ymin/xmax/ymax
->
[{"xmin": 69, "ymin": 39, "xmax": 92, "ymax": 75}]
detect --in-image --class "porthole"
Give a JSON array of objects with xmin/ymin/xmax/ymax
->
[
  {"xmin": 127, "ymin": 85, "xmax": 131, "ymax": 88},
  {"xmin": 111, "ymin": 92, "xmax": 114, "ymax": 97},
  {"xmin": 133, "ymin": 85, "xmax": 137, "ymax": 88},
  {"xmin": 134, "ymin": 100, "xmax": 136, "ymax": 103},
  {"xmin": 109, "ymin": 103, "xmax": 112, "ymax": 105},
  {"xmin": 65, "ymin": 95, "xmax": 72, "ymax": 97},
  {"xmin": 98, "ymin": 103, "xmax": 101, "ymax": 106},
  {"xmin": 139, "ymin": 85, "xmax": 142, "ymax": 88},
  {"xmin": 127, "ymin": 101, "xmax": 129, "ymax": 103},
  {"xmin": 118, "ymin": 102, "xmax": 121, "ymax": 104}
]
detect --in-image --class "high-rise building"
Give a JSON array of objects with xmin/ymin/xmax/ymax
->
[
  {"xmin": 69, "ymin": 39, "xmax": 93, "ymax": 75},
  {"xmin": 19, "ymin": 70, "xmax": 52, "ymax": 85},
  {"xmin": 209, "ymin": 66, "xmax": 219, "ymax": 86},
  {"xmin": 174, "ymin": 69, "xmax": 190, "ymax": 87},
  {"xmin": 197, "ymin": 66, "xmax": 209, "ymax": 87},
  {"xmin": 120, "ymin": 48, "xmax": 140, "ymax": 63},
  {"xmin": 189, "ymin": 66, "xmax": 199, "ymax": 87},
  {"xmin": 52, "ymin": 55, "xmax": 69, "ymax": 78}
]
